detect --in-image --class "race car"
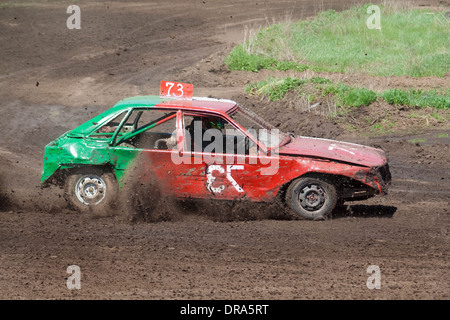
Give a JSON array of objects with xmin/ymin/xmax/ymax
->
[{"xmin": 41, "ymin": 81, "xmax": 391, "ymax": 220}]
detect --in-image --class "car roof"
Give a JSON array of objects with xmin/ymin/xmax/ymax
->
[
  {"xmin": 71, "ymin": 95, "xmax": 238, "ymax": 135},
  {"xmin": 113, "ymin": 95, "xmax": 237, "ymax": 114}
]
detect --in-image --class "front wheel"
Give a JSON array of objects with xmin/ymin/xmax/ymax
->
[
  {"xmin": 286, "ymin": 177, "xmax": 337, "ymax": 220},
  {"xmin": 64, "ymin": 168, "xmax": 118, "ymax": 213}
]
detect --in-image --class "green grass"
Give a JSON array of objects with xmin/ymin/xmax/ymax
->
[
  {"xmin": 245, "ymin": 76, "xmax": 450, "ymax": 110},
  {"xmin": 245, "ymin": 77, "xmax": 308, "ymax": 101},
  {"xmin": 322, "ymin": 83, "xmax": 378, "ymax": 107},
  {"xmin": 408, "ymin": 138, "xmax": 427, "ymax": 143},
  {"xmin": 431, "ymin": 112, "xmax": 446, "ymax": 122},
  {"xmin": 408, "ymin": 112, "xmax": 421, "ymax": 118},
  {"xmin": 381, "ymin": 89, "xmax": 450, "ymax": 109},
  {"xmin": 226, "ymin": 3, "xmax": 450, "ymax": 77},
  {"xmin": 246, "ymin": 77, "xmax": 378, "ymax": 108},
  {"xmin": 310, "ymin": 77, "xmax": 332, "ymax": 84},
  {"xmin": 436, "ymin": 132, "xmax": 449, "ymax": 138},
  {"xmin": 370, "ymin": 120, "xmax": 395, "ymax": 134},
  {"xmin": 0, "ymin": 2, "xmax": 33, "ymax": 8},
  {"xmin": 224, "ymin": 46, "xmax": 310, "ymax": 72}
]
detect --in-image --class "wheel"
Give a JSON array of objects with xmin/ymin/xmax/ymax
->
[
  {"xmin": 286, "ymin": 177, "xmax": 337, "ymax": 220},
  {"xmin": 64, "ymin": 168, "xmax": 118, "ymax": 213}
]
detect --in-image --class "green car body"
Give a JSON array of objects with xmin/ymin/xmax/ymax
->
[{"xmin": 41, "ymin": 96, "xmax": 164, "ymax": 186}]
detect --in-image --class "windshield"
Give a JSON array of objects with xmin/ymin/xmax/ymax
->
[{"xmin": 229, "ymin": 105, "xmax": 290, "ymax": 149}]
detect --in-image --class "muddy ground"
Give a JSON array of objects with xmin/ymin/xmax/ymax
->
[{"xmin": 0, "ymin": 0, "xmax": 449, "ymax": 300}]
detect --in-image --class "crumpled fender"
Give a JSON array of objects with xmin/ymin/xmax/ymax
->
[{"xmin": 41, "ymin": 137, "xmax": 111, "ymax": 184}]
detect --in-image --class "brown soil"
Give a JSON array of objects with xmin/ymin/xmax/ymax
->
[{"xmin": 0, "ymin": 0, "xmax": 448, "ymax": 300}]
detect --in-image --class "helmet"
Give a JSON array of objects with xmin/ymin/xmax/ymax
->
[{"xmin": 208, "ymin": 118, "xmax": 224, "ymax": 130}]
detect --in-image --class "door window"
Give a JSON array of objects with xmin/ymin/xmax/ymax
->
[{"xmin": 116, "ymin": 109, "xmax": 177, "ymax": 150}]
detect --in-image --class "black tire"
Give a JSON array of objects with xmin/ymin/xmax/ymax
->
[
  {"xmin": 286, "ymin": 177, "xmax": 337, "ymax": 220},
  {"xmin": 64, "ymin": 168, "xmax": 118, "ymax": 213}
]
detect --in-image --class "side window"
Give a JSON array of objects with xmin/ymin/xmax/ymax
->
[
  {"xmin": 91, "ymin": 111, "xmax": 128, "ymax": 139},
  {"xmin": 183, "ymin": 114, "xmax": 250, "ymax": 155},
  {"xmin": 116, "ymin": 109, "xmax": 177, "ymax": 150}
]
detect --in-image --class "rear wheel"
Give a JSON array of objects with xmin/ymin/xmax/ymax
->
[
  {"xmin": 64, "ymin": 168, "xmax": 118, "ymax": 213},
  {"xmin": 286, "ymin": 177, "xmax": 337, "ymax": 220}
]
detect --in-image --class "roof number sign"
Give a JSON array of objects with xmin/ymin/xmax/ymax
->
[{"xmin": 160, "ymin": 81, "xmax": 193, "ymax": 99}]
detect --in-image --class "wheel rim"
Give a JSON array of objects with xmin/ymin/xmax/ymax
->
[
  {"xmin": 298, "ymin": 184, "xmax": 326, "ymax": 212},
  {"xmin": 75, "ymin": 175, "xmax": 107, "ymax": 206}
]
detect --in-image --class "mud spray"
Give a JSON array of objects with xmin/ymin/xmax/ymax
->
[{"xmin": 114, "ymin": 155, "xmax": 291, "ymax": 223}]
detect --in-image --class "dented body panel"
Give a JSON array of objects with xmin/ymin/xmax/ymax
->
[
  {"xmin": 279, "ymin": 136, "xmax": 387, "ymax": 167},
  {"xmin": 41, "ymin": 95, "xmax": 391, "ymax": 204}
]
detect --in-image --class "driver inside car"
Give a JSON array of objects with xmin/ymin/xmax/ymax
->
[
  {"xmin": 188, "ymin": 116, "xmax": 225, "ymax": 151},
  {"xmin": 187, "ymin": 116, "xmax": 257, "ymax": 155}
]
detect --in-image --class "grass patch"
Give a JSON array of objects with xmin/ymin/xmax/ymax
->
[
  {"xmin": 322, "ymin": 83, "xmax": 378, "ymax": 107},
  {"xmin": 436, "ymin": 132, "xmax": 449, "ymax": 138},
  {"xmin": 247, "ymin": 76, "xmax": 450, "ymax": 110},
  {"xmin": 370, "ymin": 123, "xmax": 387, "ymax": 134},
  {"xmin": 245, "ymin": 77, "xmax": 307, "ymax": 101},
  {"xmin": 369, "ymin": 117, "xmax": 396, "ymax": 134},
  {"xmin": 246, "ymin": 77, "xmax": 377, "ymax": 107},
  {"xmin": 226, "ymin": 3, "xmax": 450, "ymax": 77},
  {"xmin": 310, "ymin": 77, "xmax": 332, "ymax": 84},
  {"xmin": 408, "ymin": 138, "xmax": 427, "ymax": 143},
  {"xmin": 431, "ymin": 112, "xmax": 446, "ymax": 122},
  {"xmin": 225, "ymin": 45, "xmax": 309, "ymax": 72},
  {"xmin": 0, "ymin": 2, "xmax": 33, "ymax": 8},
  {"xmin": 381, "ymin": 89, "xmax": 450, "ymax": 109}
]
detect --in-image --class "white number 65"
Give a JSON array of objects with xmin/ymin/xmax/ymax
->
[{"xmin": 206, "ymin": 165, "xmax": 244, "ymax": 194}]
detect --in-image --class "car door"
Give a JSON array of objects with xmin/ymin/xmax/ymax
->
[
  {"xmin": 179, "ymin": 112, "xmax": 280, "ymax": 201},
  {"xmin": 108, "ymin": 108, "xmax": 192, "ymax": 197}
]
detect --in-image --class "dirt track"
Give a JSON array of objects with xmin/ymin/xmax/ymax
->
[{"xmin": 0, "ymin": 0, "xmax": 449, "ymax": 300}]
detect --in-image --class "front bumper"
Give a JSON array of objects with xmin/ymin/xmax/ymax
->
[{"xmin": 376, "ymin": 163, "xmax": 392, "ymax": 195}]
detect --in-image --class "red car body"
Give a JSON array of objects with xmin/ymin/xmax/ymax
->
[{"xmin": 117, "ymin": 97, "xmax": 390, "ymax": 203}]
